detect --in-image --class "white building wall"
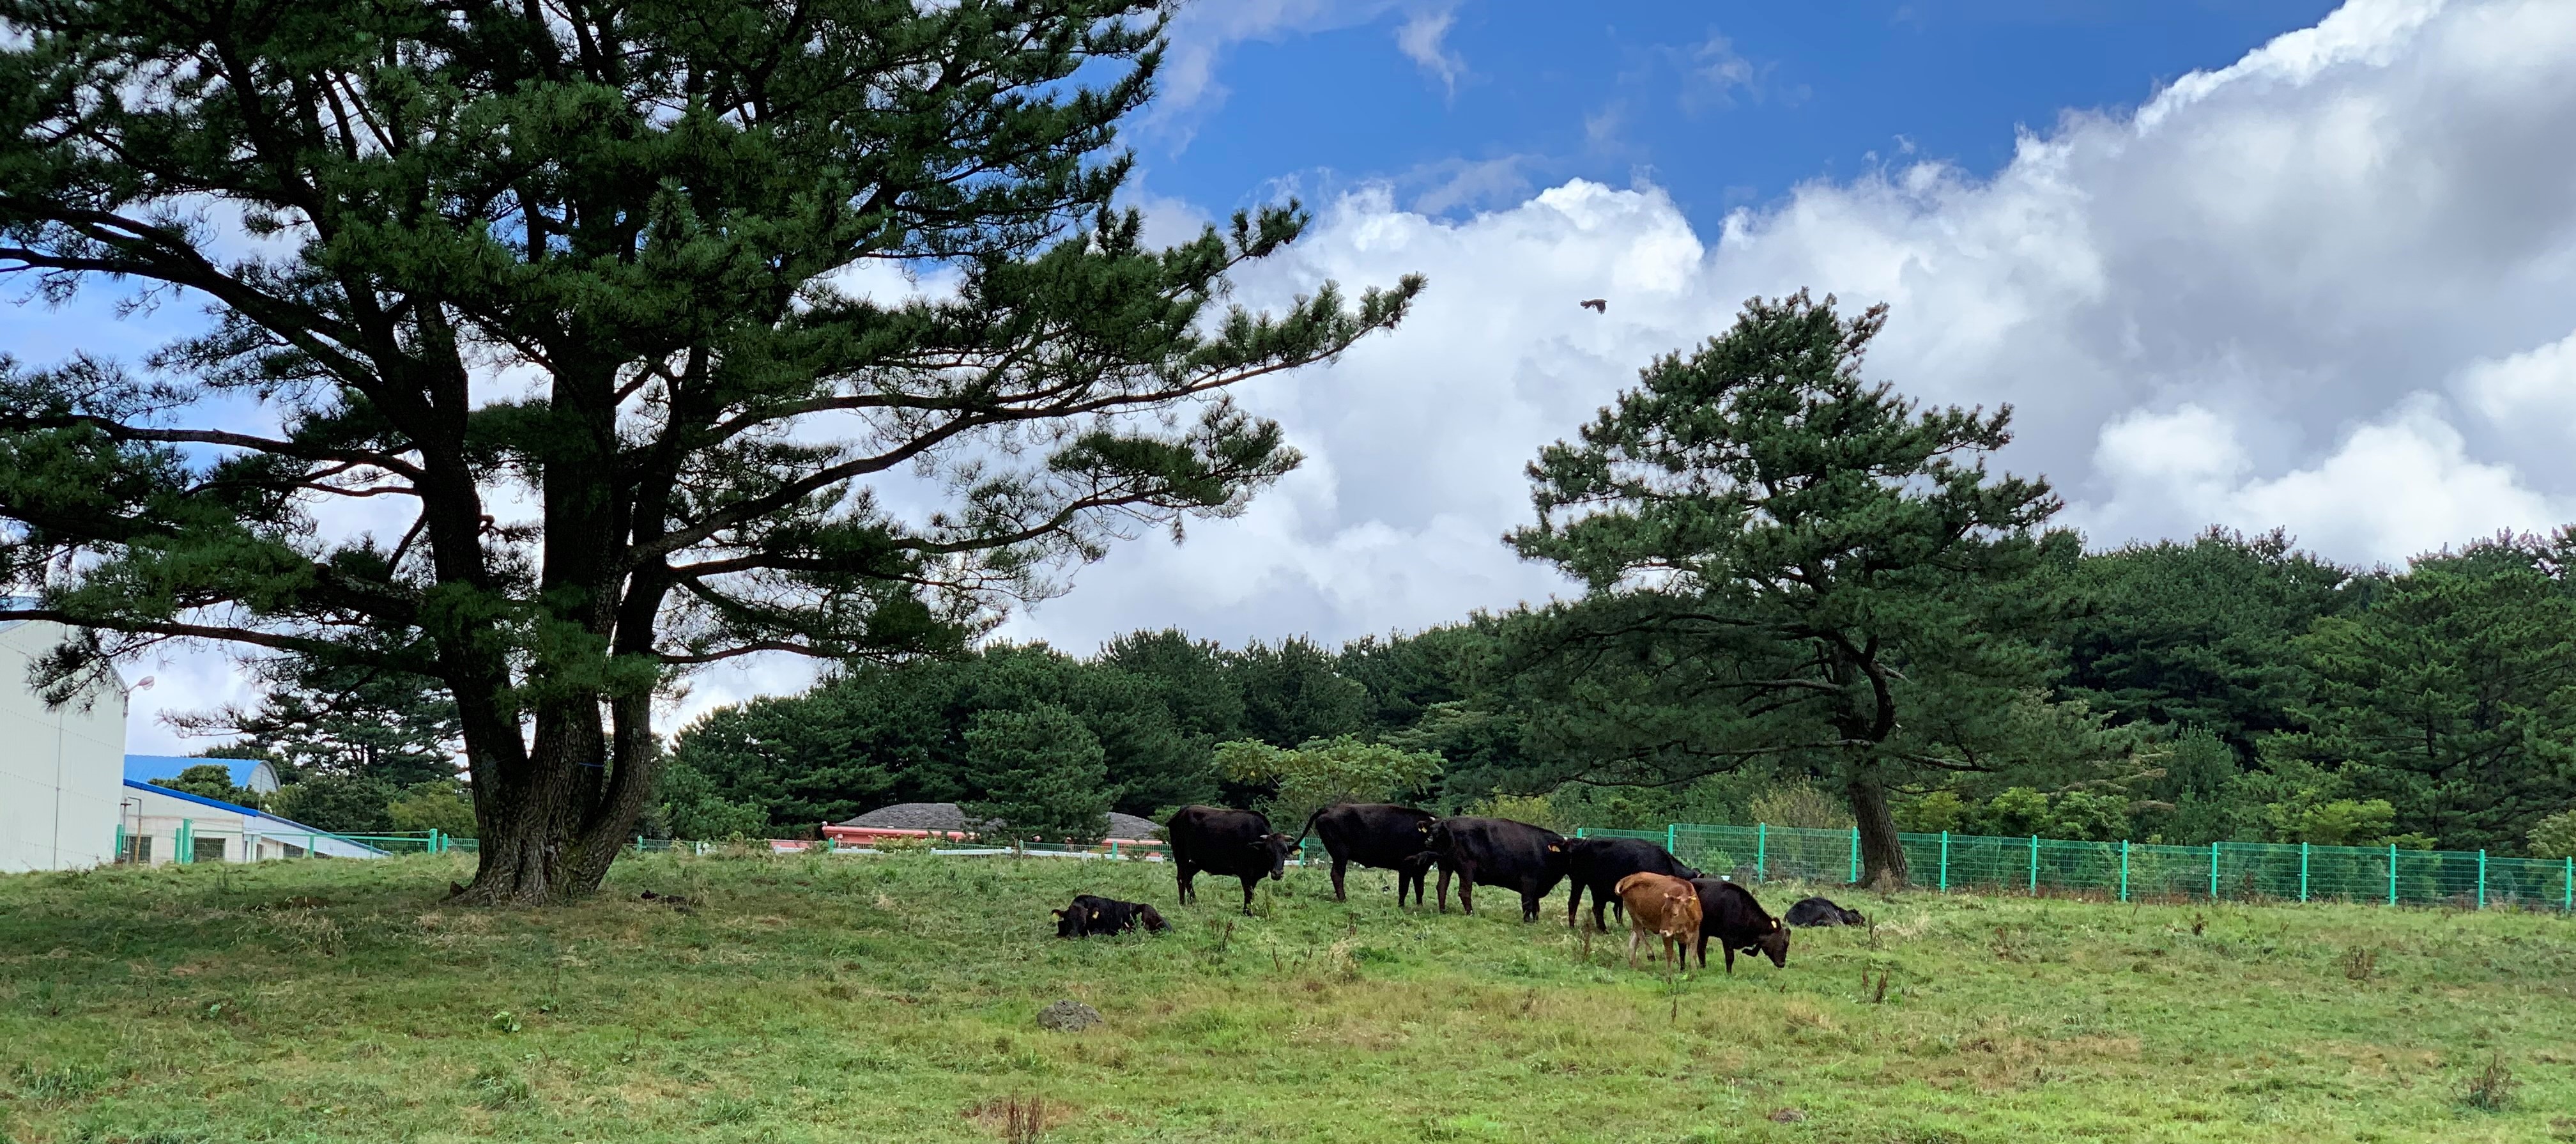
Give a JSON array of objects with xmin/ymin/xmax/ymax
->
[{"xmin": 0, "ymin": 621, "xmax": 128, "ymax": 873}]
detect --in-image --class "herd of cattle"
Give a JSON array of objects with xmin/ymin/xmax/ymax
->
[{"xmin": 1048, "ymin": 803, "xmax": 1871, "ymax": 973}]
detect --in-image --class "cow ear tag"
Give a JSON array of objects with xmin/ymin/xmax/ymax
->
[{"xmin": 1770, "ymin": 919, "xmax": 1780, "ymax": 930}]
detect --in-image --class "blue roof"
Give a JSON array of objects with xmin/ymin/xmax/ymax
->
[
  {"xmin": 125, "ymin": 754, "xmax": 254, "ymax": 786},
  {"xmin": 120, "ymin": 778, "xmax": 386, "ymax": 855}
]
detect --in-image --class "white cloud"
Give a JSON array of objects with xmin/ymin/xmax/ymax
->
[
  {"xmin": 1153, "ymin": 1, "xmax": 1472, "ymax": 137},
  {"xmin": 1003, "ymin": 0, "xmax": 2576, "ymax": 654},
  {"xmin": 1395, "ymin": 4, "xmax": 1464, "ymax": 93}
]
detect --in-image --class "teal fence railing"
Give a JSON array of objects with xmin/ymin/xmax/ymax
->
[{"xmin": 1575, "ymin": 823, "xmax": 2575, "ymax": 911}]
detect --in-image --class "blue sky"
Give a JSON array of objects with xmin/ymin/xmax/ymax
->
[{"xmin": 1142, "ymin": 2, "xmax": 2343, "ymax": 235}]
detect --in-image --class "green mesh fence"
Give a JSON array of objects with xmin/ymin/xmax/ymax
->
[{"xmin": 1574, "ymin": 823, "xmax": 2576, "ymax": 912}]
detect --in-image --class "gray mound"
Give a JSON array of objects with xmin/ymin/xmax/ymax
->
[{"xmin": 1036, "ymin": 1000, "xmax": 1101, "ymax": 1032}]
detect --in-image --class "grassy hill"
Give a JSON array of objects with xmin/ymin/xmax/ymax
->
[{"xmin": 1, "ymin": 849, "xmax": 2570, "ymax": 1143}]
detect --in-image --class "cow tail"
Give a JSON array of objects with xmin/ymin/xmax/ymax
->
[{"xmin": 1294, "ymin": 807, "xmax": 1327, "ymax": 848}]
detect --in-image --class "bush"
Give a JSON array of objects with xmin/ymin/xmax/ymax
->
[
  {"xmin": 1466, "ymin": 792, "xmax": 1567, "ymax": 834},
  {"xmin": 386, "ymin": 781, "xmax": 477, "ymax": 836},
  {"xmin": 1744, "ymin": 782, "xmax": 1851, "ymax": 829},
  {"xmin": 1896, "ymin": 791, "xmax": 1967, "ymax": 833},
  {"xmin": 2529, "ymin": 810, "xmax": 2576, "ymax": 860},
  {"xmin": 151, "ymin": 763, "xmax": 264, "ymax": 808}
]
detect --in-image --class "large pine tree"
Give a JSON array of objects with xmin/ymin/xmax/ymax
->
[
  {"xmin": 1509, "ymin": 293, "xmax": 2075, "ymax": 886},
  {"xmin": 0, "ymin": 0, "xmax": 1419, "ymax": 901}
]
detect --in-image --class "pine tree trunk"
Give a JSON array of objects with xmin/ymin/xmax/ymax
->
[
  {"xmin": 456, "ymin": 694, "xmax": 659, "ymax": 904},
  {"xmin": 1849, "ymin": 773, "xmax": 1910, "ymax": 888}
]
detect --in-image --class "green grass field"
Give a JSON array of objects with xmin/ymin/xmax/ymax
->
[{"xmin": 1, "ymin": 849, "xmax": 2570, "ymax": 1143}]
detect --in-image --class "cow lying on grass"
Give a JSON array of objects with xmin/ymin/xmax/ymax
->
[
  {"xmin": 1053, "ymin": 895, "xmax": 1169, "ymax": 938},
  {"xmin": 1690, "ymin": 878, "xmax": 1790, "ymax": 971},
  {"xmin": 1784, "ymin": 896, "xmax": 1866, "ymax": 927},
  {"xmin": 1614, "ymin": 872, "xmax": 1703, "ymax": 971}
]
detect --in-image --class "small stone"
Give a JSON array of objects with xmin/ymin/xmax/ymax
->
[
  {"xmin": 1768, "ymin": 1108, "xmax": 1807, "ymax": 1124},
  {"xmin": 1036, "ymin": 1000, "xmax": 1101, "ymax": 1032}
]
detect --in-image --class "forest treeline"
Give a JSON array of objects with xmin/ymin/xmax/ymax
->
[{"xmin": 664, "ymin": 525, "xmax": 2576, "ymax": 860}]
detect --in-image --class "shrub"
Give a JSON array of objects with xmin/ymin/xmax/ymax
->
[{"xmin": 2529, "ymin": 810, "xmax": 2576, "ymax": 860}]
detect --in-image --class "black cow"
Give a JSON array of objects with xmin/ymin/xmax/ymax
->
[
  {"xmin": 1054, "ymin": 894, "xmax": 1169, "ymax": 938},
  {"xmin": 1298, "ymin": 803, "xmax": 1442, "ymax": 904},
  {"xmin": 1427, "ymin": 816, "xmax": 1568, "ymax": 922},
  {"xmin": 1563, "ymin": 837, "xmax": 1701, "ymax": 932},
  {"xmin": 1689, "ymin": 878, "xmax": 1790, "ymax": 972},
  {"xmin": 1784, "ymin": 896, "xmax": 1866, "ymax": 927},
  {"xmin": 1165, "ymin": 805, "xmax": 1298, "ymax": 915}
]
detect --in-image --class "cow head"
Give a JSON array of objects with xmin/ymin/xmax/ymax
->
[
  {"xmin": 1250, "ymin": 832, "xmax": 1297, "ymax": 880},
  {"xmin": 1052, "ymin": 906, "xmax": 1087, "ymax": 938},
  {"xmin": 1136, "ymin": 904, "xmax": 1170, "ymax": 933},
  {"xmin": 1738, "ymin": 916, "xmax": 1791, "ymax": 968}
]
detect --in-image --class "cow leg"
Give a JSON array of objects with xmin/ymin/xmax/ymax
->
[
  {"xmin": 1724, "ymin": 947, "xmax": 1736, "ymax": 973},
  {"xmin": 1176, "ymin": 862, "xmax": 1196, "ymax": 906},
  {"xmin": 1591, "ymin": 897, "xmax": 1611, "ymax": 934},
  {"xmin": 1330, "ymin": 856, "xmax": 1348, "ymax": 902},
  {"xmin": 1693, "ymin": 934, "xmax": 1708, "ymax": 970},
  {"xmin": 1521, "ymin": 888, "xmax": 1544, "ymax": 923},
  {"xmin": 1565, "ymin": 883, "xmax": 1583, "ymax": 929},
  {"xmin": 1457, "ymin": 864, "xmax": 1476, "ymax": 915},
  {"xmin": 1627, "ymin": 925, "xmax": 1641, "ymax": 969},
  {"xmin": 1239, "ymin": 876, "xmax": 1259, "ymax": 916}
]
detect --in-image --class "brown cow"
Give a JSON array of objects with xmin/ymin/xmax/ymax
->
[{"xmin": 1614, "ymin": 872, "xmax": 1704, "ymax": 971}]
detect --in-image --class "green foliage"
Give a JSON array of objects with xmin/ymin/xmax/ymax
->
[
  {"xmin": 2057, "ymin": 529, "xmax": 2355, "ymax": 754},
  {"xmin": 0, "ymin": 0, "xmax": 1420, "ymax": 901},
  {"xmin": 1464, "ymin": 792, "xmax": 1569, "ymax": 834},
  {"xmin": 171, "ymin": 658, "xmax": 460, "ymax": 788},
  {"xmin": 264, "ymin": 775, "xmax": 397, "ymax": 835},
  {"xmin": 1214, "ymin": 735, "xmax": 1443, "ymax": 828},
  {"xmin": 654, "ymin": 759, "xmax": 772, "ymax": 842},
  {"xmin": 1896, "ymin": 791, "xmax": 1969, "ymax": 833},
  {"xmin": 2274, "ymin": 534, "xmax": 2576, "ymax": 851},
  {"xmin": 385, "ymin": 782, "xmax": 477, "ymax": 837},
  {"xmin": 960, "ymin": 706, "xmax": 1114, "ymax": 843},
  {"xmin": 1744, "ymin": 782, "xmax": 1854, "ymax": 830},
  {"xmin": 2531, "ymin": 810, "xmax": 2576, "ymax": 861},
  {"xmin": 1504, "ymin": 292, "xmax": 2097, "ymax": 883},
  {"xmin": 150, "ymin": 764, "xmax": 261, "ymax": 810},
  {"xmin": 669, "ymin": 641, "xmax": 1223, "ymax": 831},
  {"xmin": 2266, "ymin": 798, "xmax": 2398, "ymax": 847}
]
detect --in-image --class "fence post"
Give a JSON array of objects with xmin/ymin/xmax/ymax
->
[
  {"xmin": 2477, "ymin": 850, "xmax": 2487, "ymax": 910},
  {"xmin": 2563, "ymin": 856, "xmax": 2572, "ymax": 914},
  {"xmin": 636, "ymin": 835, "xmax": 645, "ymax": 854},
  {"xmin": 2389, "ymin": 843, "xmax": 2398, "ymax": 906},
  {"xmin": 2299, "ymin": 842, "xmax": 2310, "ymax": 903},
  {"xmin": 1575, "ymin": 827, "xmax": 1588, "ymax": 840},
  {"xmin": 1850, "ymin": 826, "xmax": 1860, "ymax": 885},
  {"xmin": 1667, "ymin": 823, "xmax": 1677, "ymax": 856},
  {"xmin": 2119, "ymin": 840, "xmax": 2129, "ymax": 902},
  {"xmin": 114, "ymin": 823, "xmax": 125, "ymax": 864},
  {"xmin": 2028, "ymin": 835, "xmax": 2039, "ymax": 895},
  {"xmin": 308, "ymin": 833, "xmax": 318, "ymax": 857},
  {"xmin": 2209, "ymin": 842, "xmax": 2220, "ymax": 900},
  {"xmin": 178, "ymin": 819, "xmax": 193, "ymax": 865},
  {"xmin": 1938, "ymin": 831, "xmax": 1950, "ymax": 893},
  {"xmin": 1756, "ymin": 824, "xmax": 1767, "ymax": 882}
]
